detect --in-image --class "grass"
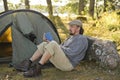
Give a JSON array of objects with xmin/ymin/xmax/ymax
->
[{"xmin": 1, "ymin": 61, "xmax": 120, "ymax": 80}]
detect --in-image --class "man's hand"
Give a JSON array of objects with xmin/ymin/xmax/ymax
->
[{"xmin": 43, "ymin": 33, "xmax": 50, "ymax": 43}]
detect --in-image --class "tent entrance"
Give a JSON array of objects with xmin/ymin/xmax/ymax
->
[{"xmin": 0, "ymin": 27, "xmax": 12, "ymax": 62}]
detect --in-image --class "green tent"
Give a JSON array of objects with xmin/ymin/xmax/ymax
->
[{"xmin": 0, "ymin": 9, "xmax": 61, "ymax": 66}]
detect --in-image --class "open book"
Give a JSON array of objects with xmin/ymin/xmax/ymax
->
[{"xmin": 45, "ymin": 32, "xmax": 54, "ymax": 41}]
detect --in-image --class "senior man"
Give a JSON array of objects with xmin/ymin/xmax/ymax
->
[{"xmin": 16, "ymin": 20, "xmax": 88, "ymax": 77}]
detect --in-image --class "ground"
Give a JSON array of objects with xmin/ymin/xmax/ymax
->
[{"xmin": 0, "ymin": 61, "xmax": 120, "ymax": 80}]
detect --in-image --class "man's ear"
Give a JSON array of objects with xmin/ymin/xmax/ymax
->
[{"xmin": 78, "ymin": 27, "xmax": 80, "ymax": 31}]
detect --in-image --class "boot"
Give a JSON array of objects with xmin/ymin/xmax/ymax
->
[
  {"xmin": 23, "ymin": 63, "xmax": 42, "ymax": 77},
  {"xmin": 15, "ymin": 59, "xmax": 32, "ymax": 72}
]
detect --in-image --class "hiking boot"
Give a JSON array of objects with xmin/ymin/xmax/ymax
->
[
  {"xmin": 23, "ymin": 63, "xmax": 41, "ymax": 77},
  {"xmin": 15, "ymin": 59, "xmax": 32, "ymax": 72}
]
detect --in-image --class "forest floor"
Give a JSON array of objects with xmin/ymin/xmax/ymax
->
[{"xmin": 0, "ymin": 61, "xmax": 120, "ymax": 80}]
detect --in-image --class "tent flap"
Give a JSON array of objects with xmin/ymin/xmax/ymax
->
[{"xmin": 11, "ymin": 26, "xmax": 37, "ymax": 65}]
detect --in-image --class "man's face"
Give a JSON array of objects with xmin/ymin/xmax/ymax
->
[{"xmin": 69, "ymin": 25, "xmax": 80, "ymax": 35}]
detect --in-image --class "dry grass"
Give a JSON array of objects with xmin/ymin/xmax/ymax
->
[{"xmin": 0, "ymin": 61, "xmax": 120, "ymax": 80}]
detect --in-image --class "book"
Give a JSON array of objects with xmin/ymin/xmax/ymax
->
[{"xmin": 45, "ymin": 32, "xmax": 54, "ymax": 41}]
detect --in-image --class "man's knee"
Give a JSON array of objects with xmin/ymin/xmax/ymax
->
[
  {"xmin": 48, "ymin": 41, "xmax": 58, "ymax": 47},
  {"xmin": 45, "ymin": 41, "xmax": 59, "ymax": 54},
  {"xmin": 41, "ymin": 42, "xmax": 48, "ymax": 45},
  {"xmin": 38, "ymin": 42, "xmax": 47, "ymax": 47}
]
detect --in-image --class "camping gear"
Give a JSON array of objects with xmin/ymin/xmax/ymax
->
[{"xmin": 0, "ymin": 9, "xmax": 61, "ymax": 66}]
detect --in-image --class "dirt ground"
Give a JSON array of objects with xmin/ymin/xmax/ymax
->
[{"xmin": 0, "ymin": 61, "xmax": 120, "ymax": 80}]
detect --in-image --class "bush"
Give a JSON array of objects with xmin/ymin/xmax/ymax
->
[
  {"xmin": 108, "ymin": 25, "xmax": 120, "ymax": 31},
  {"xmin": 111, "ymin": 33, "xmax": 120, "ymax": 46},
  {"xmin": 98, "ymin": 12, "xmax": 120, "ymax": 31}
]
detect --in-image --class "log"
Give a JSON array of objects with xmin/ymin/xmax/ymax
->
[{"xmin": 85, "ymin": 37, "xmax": 120, "ymax": 69}]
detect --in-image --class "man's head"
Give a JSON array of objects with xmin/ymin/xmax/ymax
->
[{"xmin": 68, "ymin": 20, "xmax": 84, "ymax": 35}]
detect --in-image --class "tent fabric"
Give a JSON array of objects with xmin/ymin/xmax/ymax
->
[
  {"xmin": 12, "ymin": 26, "xmax": 37, "ymax": 64},
  {"xmin": 0, "ymin": 9, "xmax": 61, "ymax": 65},
  {"xmin": 15, "ymin": 13, "xmax": 34, "ymax": 35},
  {"xmin": 0, "ymin": 13, "xmax": 12, "ymax": 36}
]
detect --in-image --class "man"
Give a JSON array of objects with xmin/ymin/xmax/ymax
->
[{"xmin": 16, "ymin": 20, "xmax": 88, "ymax": 77}]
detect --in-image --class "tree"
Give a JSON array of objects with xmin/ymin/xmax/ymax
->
[
  {"xmin": 3, "ymin": 0, "xmax": 8, "ymax": 11},
  {"xmin": 46, "ymin": 0, "xmax": 54, "ymax": 21},
  {"xmin": 25, "ymin": 0, "xmax": 30, "ymax": 9},
  {"xmin": 59, "ymin": 2, "xmax": 79, "ymax": 14},
  {"xmin": 89, "ymin": 0, "xmax": 95, "ymax": 18},
  {"xmin": 104, "ymin": 0, "xmax": 107, "ymax": 12},
  {"xmin": 78, "ymin": 0, "xmax": 85, "ymax": 15},
  {"xmin": 107, "ymin": 0, "xmax": 115, "ymax": 11},
  {"xmin": 103, "ymin": 0, "xmax": 115, "ymax": 11}
]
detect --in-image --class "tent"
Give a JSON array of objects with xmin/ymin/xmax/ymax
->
[{"xmin": 0, "ymin": 9, "xmax": 61, "ymax": 66}]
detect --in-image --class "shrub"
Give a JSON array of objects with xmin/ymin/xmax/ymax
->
[{"xmin": 98, "ymin": 12, "xmax": 120, "ymax": 31}]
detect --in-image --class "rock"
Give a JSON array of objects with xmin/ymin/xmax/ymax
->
[{"xmin": 85, "ymin": 37, "xmax": 120, "ymax": 69}]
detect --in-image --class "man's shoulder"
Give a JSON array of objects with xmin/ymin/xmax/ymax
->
[
  {"xmin": 78, "ymin": 35, "xmax": 87, "ymax": 39},
  {"xmin": 78, "ymin": 35, "xmax": 88, "ymax": 46}
]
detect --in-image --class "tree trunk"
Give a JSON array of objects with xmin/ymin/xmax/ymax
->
[
  {"xmin": 108, "ymin": 0, "xmax": 115, "ymax": 11},
  {"xmin": 78, "ymin": 0, "xmax": 85, "ymax": 15},
  {"xmin": 103, "ymin": 0, "xmax": 107, "ymax": 12},
  {"xmin": 89, "ymin": 0, "xmax": 95, "ymax": 18},
  {"xmin": 95, "ymin": 0, "xmax": 99, "ymax": 19},
  {"xmin": 3, "ymin": 0, "xmax": 8, "ymax": 11},
  {"xmin": 46, "ymin": 0, "xmax": 54, "ymax": 21},
  {"xmin": 25, "ymin": 0, "xmax": 30, "ymax": 9}
]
